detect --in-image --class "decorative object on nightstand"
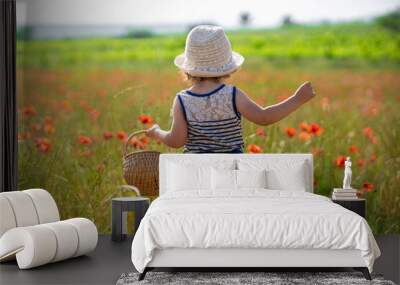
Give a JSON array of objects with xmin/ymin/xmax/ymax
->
[
  {"xmin": 111, "ymin": 196, "xmax": 150, "ymax": 242},
  {"xmin": 332, "ymin": 157, "xmax": 358, "ymax": 200},
  {"xmin": 332, "ymin": 188, "xmax": 358, "ymax": 200},
  {"xmin": 332, "ymin": 156, "xmax": 366, "ymax": 217},
  {"xmin": 343, "ymin": 156, "xmax": 352, "ymax": 189}
]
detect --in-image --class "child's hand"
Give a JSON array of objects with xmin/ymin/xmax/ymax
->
[
  {"xmin": 146, "ymin": 124, "xmax": 160, "ymax": 139},
  {"xmin": 296, "ymin": 82, "xmax": 316, "ymax": 102}
]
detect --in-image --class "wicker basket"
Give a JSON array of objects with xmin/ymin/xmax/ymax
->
[{"xmin": 122, "ymin": 130, "xmax": 160, "ymax": 196}]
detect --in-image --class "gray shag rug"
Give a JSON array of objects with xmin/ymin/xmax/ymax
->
[{"xmin": 116, "ymin": 271, "xmax": 395, "ymax": 285}]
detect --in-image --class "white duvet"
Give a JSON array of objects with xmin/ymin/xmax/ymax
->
[{"xmin": 131, "ymin": 190, "xmax": 380, "ymax": 273}]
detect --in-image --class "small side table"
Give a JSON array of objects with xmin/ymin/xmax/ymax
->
[
  {"xmin": 111, "ymin": 197, "xmax": 150, "ymax": 242},
  {"xmin": 332, "ymin": 198, "xmax": 366, "ymax": 218}
]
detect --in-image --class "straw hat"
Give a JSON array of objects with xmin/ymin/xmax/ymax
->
[{"xmin": 174, "ymin": 25, "xmax": 244, "ymax": 77}]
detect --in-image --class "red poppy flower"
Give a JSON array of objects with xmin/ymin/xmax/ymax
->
[
  {"xmin": 370, "ymin": 153, "xmax": 377, "ymax": 162},
  {"xmin": 140, "ymin": 136, "xmax": 150, "ymax": 145},
  {"xmin": 44, "ymin": 116, "xmax": 53, "ymax": 125},
  {"xmin": 18, "ymin": 132, "xmax": 31, "ymax": 141},
  {"xmin": 335, "ymin": 155, "xmax": 346, "ymax": 168},
  {"xmin": 138, "ymin": 114, "xmax": 153, "ymax": 125},
  {"xmin": 60, "ymin": 100, "xmax": 73, "ymax": 113},
  {"xmin": 362, "ymin": 181, "xmax": 374, "ymax": 192},
  {"xmin": 89, "ymin": 109, "xmax": 100, "ymax": 121},
  {"xmin": 78, "ymin": 135, "xmax": 92, "ymax": 145},
  {"xmin": 129, "ymin": 137, "xmax": 144, "ymax": 149},
  {"xmin": 44, "ymin": 124, "xmax": 55, "ymax": 134},
  {"xmin": 31, "ymin": 123, "xmax": 41, "ymax": 131},
  {"xmin": 22, "ymin": 106, "xmax": 37, "ymax": 117},
  {"xmin": 247, "ymin": 144, "xmax": 262, "ymax": 153},
  {"xmin": 299, "ymin": 122, "xmax": 311, "ymax": 133},
  {"xmin": 117, "ymin": 131, "xmax": 127, "ymax": 141},
  {"xmin": 298, "ymin": 131, "xmax": 311, "ymax": 141},
  {"xmin": 363, "ymin": 127, "xmax": 374, "ymax": 139},
  {"xmin": 43, "ymin": 117, "xmax": 55, "ymax": 134},
  {"xmin": 310, "ymin": 123, "xmax": 323, "ymax": 136},
  {"xmin": 285, "ymin": 127, "xmax": 296, "ymax": 137},
  {"xmin": 349, "ymin": 145, "xmax": 359, "ymax": 154},
  {"xmin": 256, "ymin": 128, "xmax": 266, "ymax": 137},
  {"xmin": 357, "ymin": 159, "xmax": 365, "ymax": 168},
  {"xmin": 35, "ymin": 138, "xmax": 52, "ymax": 153},
  {"xmin": 369, "ymin": 136, "xmax": 378, "ymax": 144},
  {"xmin": 103, "ymin": 131, "xmax": 113, "ymax": 140},
  {"xmin": 363, "ymin": 127, "xmax": 378, "ymax": 144}
]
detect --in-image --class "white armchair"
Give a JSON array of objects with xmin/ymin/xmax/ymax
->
[{"xmin": 0, "ymin": 189, "xmax": 98, "ymax": 269}]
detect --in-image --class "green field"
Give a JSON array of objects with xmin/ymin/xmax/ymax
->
[
  {"xmin": 18, "ymin": 23, "xmax": 400, "ymax": 68},
  {"xmin": 17, "ymin": 22, "xmax": 400, "ymax": 234}
]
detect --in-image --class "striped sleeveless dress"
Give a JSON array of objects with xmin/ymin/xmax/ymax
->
[{"xmin": 176, "ymin": 84, "xmax": 244, "ymax": 153}]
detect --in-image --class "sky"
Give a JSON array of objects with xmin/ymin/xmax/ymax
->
[{"xmin": 17, "ymin": 0, "xmax": 400, "ymax": 28}]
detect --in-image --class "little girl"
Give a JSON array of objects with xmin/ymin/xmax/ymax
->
[{"xmin": 147, "ymin": 25, "xmax": 316, "ymax": 153}]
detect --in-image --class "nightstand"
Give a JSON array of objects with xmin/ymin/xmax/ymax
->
[
  {"xmin": 332, "ymin": 198, "xmax": 366, "ymax": 218},
  {"xmin": 111, "ymin": 197, "xmax": 150, "ymax": 242}
]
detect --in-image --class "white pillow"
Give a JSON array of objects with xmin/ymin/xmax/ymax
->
[
  {"xmin": 265, "ymin": 168, "xmax": 306, "ymax": 192},
  {"xmin": 167, "ymin": 162, "xmax": 211, "ymax": 191},
  {"xmin": 238, "ymin": 159, "xmax": 308, "ymax": 191},
  {"xmin": 237, "ymin": 169, "xmax": 267, "ymax": 189},
  {"xmin": 166, "ymin": 159, "xmax": 236, "ymax": 192},
  {"xmin": 211, "ymin": 168, "xmax": 236, "ymax": 190},
  {"xmin": 211, "ymin": 169, "xmax": 267, "ymax": 190}
]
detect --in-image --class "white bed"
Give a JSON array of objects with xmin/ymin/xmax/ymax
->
[{"xmin": 131, "ymin": 154, "xmax": 380, "ymax": 280}]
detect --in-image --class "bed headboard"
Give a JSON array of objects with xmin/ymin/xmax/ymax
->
[{"xmin": 159, "ymin": 153, "xmax": 313, "ymax": 195}]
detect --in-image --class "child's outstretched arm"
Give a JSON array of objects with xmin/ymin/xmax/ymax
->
[
  {"xmin": 236, "ymin": 82, "xmax": 316, "ymax": 125},
  {"xmin": 146, "ymin": 97, "xmax": 187, "ymax": 148}
]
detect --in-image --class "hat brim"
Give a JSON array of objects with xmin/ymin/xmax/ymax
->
[{"xmin": 174, "ymin": 51, "xmax": 244, "ymax": 77}]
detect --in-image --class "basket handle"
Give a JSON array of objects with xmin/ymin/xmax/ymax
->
[
  {"xmin": 123, "ymin": 130, "xmax": 147, "ymax": 156},
  {"xmin": 118, "ymin": 185, "xmax": 141, "ymax": 196}
]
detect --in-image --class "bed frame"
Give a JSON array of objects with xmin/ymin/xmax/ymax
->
[
  {"xmin": 138, "ymin": 154, "xmax": 371, "ymax": 281},
  {"xmin": 140, "ymin": 248, "xmax": 370, "ymax": 280}
]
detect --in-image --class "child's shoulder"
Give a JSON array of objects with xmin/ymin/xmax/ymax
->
[{"xmin": 175, "ymin": 83, "xmax": 237, "ymax": 97}]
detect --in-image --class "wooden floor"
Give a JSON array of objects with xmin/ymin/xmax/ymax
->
[{"xmin": 0, "ymin": 235, "xmax": 398, "ymax": 285}]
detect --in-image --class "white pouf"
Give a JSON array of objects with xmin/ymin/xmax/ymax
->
[{"xmin": 0, "ymin": 189, "xmax": 98, "ymax": 269}]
